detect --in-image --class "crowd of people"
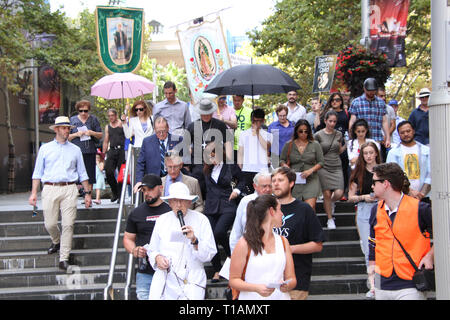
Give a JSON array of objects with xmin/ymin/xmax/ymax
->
[{"xmin": 29, "ymin": 78, "xmax": 434, "ymax": 300}]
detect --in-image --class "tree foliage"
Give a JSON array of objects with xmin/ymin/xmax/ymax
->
[{"xmin": 248, "ymin": 0, "xmax": 431, "ymax": 117}]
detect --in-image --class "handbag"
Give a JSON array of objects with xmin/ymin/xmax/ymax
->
[
  {"xmin": 117, "ymin": 163, "xmax": 131, "ymax": 184},
  {"xmin": 389, "ymin": 224, "xmax": 435, "ymax": 292}
]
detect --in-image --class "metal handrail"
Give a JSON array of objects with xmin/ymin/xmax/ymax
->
[
  {"xmin": 124, "ymin": 193, "xmax": 141, "ymax": 300},
  {"xmin": 104, "ymin": 146, "xmax": 133, "ymax": 300}
]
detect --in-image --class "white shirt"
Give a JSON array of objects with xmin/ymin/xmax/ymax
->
[
  {"xmin": 400, "ymin": 144, "xmax": 421, "ymax": 192},
  {"xmin": 238, "ymin": 128, "xmax": 272, "ymax": 173},
  {"xmin": 147, "ymin": 209, "xmax": 217, "ymax": 300},
  {"xmin": 347, "ymin": 139, "xmax": 380, "ymax": 170},
  {"xmin": 122, "ymin": 116, "xmax": 154, "ymax": 148},
  {"xmin": 229, "ymin": 192, "xmax": 259, "ymax": 253}
]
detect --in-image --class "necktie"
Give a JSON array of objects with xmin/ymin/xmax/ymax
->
[{"xmin": 160, "ymin": 140, "xmax": 166, "ymax": 176}]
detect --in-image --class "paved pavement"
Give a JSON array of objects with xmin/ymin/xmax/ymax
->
[{"xmin": 0, "ymin": 192, "xmax": 121, "ymax": 212}]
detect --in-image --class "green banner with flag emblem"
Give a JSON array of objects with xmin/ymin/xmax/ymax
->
[{"xmin": 95, "ymin": 6, "xmax": 144, "ymax": 74}]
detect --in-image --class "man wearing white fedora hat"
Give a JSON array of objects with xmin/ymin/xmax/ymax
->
[
  {"xmin": 29, "ymin": 116, "xmax": 91, "ymax": 271},
  {"xmin": 146, "ymin": 182, "xmax": 216, "ymax": 300},
  {"xmin": 408, "ymin": 87, "xmax": 431, "ymax": 145}
]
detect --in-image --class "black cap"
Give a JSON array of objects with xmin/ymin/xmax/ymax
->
[
  {"xmin": 363, "ymin": 78, "xmax": 378, "ymax": 91},
  {"xmin": 139, "ymin": 174, "xmax": 162, "ymax": 189}
]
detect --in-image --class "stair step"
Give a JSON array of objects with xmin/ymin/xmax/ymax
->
[
  {"xmin": 0, "ymin": 283, "xmax": 126, "ymax": 300},
  {"xmin": 0, "ymin": 220, "xmax": 124, "ymax": 237},
  {"xmin": 0, "ymin": 265, "xmax": 127, "ymax": 288},
  {"xmin": 0, "ymin": 248, "xmax": 128, "ymax": 270},
  {"xmin": 0, "ymin": 233, "xmax": 124, "ymax": 252}
]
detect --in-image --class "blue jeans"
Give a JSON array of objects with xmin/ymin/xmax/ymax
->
[
  {"xmin": 356, "ymin": 202, "xmax": 376, "ymax": 269},
  {"xmin": 136, "ymin": 272, "xmax": 153, "ymax": 300}
]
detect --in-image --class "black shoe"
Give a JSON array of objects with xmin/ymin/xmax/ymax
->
[
  {"xmin": 111, "ymin": 195, "xmax": 118, "ymax": 202},
  {"xmin": 48, "ymin": 243, "xmax": 60, "ymax": 254},
  {"xmin": 59, "ymin": 260, "xmax": 70, "ymax": 270}
]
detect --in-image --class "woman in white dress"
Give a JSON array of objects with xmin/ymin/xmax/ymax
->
[
  {"xmin": 121, "ymin": 100, "xmax": 154, "ymax": 149},
  {"xmin": 229, "ymin": 194, "xmax": 296, "ymax": 300}
]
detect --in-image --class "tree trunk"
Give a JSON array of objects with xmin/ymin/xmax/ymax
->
[{"xmin": 0, "ymin": 79, "xmax": 15, "ymax": 193}]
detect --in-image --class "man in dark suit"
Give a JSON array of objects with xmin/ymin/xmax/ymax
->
[{"xmin": 134, "ymin": 117, "xmax": 183, "ymax": 193}]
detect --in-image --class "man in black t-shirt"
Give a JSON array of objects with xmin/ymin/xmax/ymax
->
[
  {"xmin": 123, "ymin": 174, "xmax": 170, "ymax": 300},
  {"xmin": 271, "ymin": 167, "xmax": 325, "ymax": 300}
]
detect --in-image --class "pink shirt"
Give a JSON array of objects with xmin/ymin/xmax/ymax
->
[{"xmin": 212, "ymin": 105, "xmax": 236, "ymax": 129}]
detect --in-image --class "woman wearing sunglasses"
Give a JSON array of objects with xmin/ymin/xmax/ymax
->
[
  {"xmin": 69, "ymin": 100, "xmax": 103, "ymax": 199},
  {"xmin": 122, "ymin": 100, "xmax": 154, "ymax": 149},
  {"xmin": 280, "ymin": 120, "xmax": 324, "ymax": 211}
]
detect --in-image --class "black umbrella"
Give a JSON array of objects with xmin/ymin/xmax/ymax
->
[{"xmin": 204, "ymin": 64, "xmax": 301, "ymax": 96}]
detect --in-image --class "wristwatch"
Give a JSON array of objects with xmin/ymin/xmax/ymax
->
[{"xmin": 191, "ymin": 237, "xmax": 199, "ymax": 246}]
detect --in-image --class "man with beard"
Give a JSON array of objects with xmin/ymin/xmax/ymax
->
[
  {"xmin": 386, "ymin": 121, "xmax": 431, "ymax": 202},
  {"xmin": 349, "ymin": 78, "xmax": 391, "ymax": 155},
  {"xmin": 271, "ymin": 166, "xmax": 325, "ymax": 300},
  {"xmin": 273, "ymin": 90, "xmax": 306, "ymax": 124},
  {"xmin": 123, "ymin": 174, "xmax": 170, "ymax": 300}
]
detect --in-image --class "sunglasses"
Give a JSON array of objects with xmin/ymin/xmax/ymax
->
[
  {"xmin": 297, "ymin": 130, "xmax": 308, "ymax": 134},
  {"xmin": 372, "ymin": 179, "xmax": 385, "ymax": 186},
  {"xmin": 332, "ymin": 98, "xmax": 342, "ymax": 102},
  {"xmin": 78, "ymin": 109, "xmax": 89, "ymax": 113},
  {"xmin": 135, "ymin": 108, "xmax": 144, "ymax": 112}
]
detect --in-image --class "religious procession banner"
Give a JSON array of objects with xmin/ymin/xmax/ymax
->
[
  {"xmin": 312, "ymin": 55, "xmax": 337, "ymax": 93},
  {"xmin": 95, "ymin": 6, "xmax": 144, "ymax": 73},
  {"xmin": 177, "ymin": 17, "xmax": 231, "ymax": 103},
  {"xmin": 369, "ymin": 0, "xmax": 409, "ymax": 68}
]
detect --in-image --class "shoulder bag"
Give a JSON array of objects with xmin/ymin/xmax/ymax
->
[{"xmin": 387, "ymin": 218, "xmax": 435, "ymax": 292}]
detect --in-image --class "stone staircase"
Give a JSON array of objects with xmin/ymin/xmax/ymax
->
[
  {"xmin": 0, "ymin": 205, "xmax": 134, "ymax": 300},
  {"xmin": 0, "ymin": 199, "xmax": 434, "ymax": 300},
  {"xmin": 205, "ymin": 200, "xmax": 370, "ymax": 300}
]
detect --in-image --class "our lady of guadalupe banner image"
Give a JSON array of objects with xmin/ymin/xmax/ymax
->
[
  {"xmin": 177, "ymin": 17, "xmax": 231, "ymax": 103},
  {"xmin": 95, "ymin": 6, "xmax": 144, "ymax": 73},
  {"xmin": 369, "ymin": 0, "xmax": 409, "ymax": 67}
]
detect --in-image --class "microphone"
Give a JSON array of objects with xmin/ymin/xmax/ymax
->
[{"xmin": 177, "ymin": 210, "xmax": 187, "ymax": 235}]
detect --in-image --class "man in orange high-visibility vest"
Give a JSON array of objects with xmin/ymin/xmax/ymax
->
[{"xmin": 368, "ymin": 162, "xmax": 434, "ymax": 300}]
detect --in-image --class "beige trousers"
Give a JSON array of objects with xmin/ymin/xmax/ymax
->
[{"xmin": 41, "ymin": 184, "xmax": 78, "ymax": 262}]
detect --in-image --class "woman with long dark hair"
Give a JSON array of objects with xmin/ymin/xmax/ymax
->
[
  {"xmin": 348, "ymin": 141, "xmax": 381, "ymax": 298},
  {"xmin": 347, "ymin": 118, "xmax": 380, "ymax": 170},
  {"xmin": 316, "ymin": 92, "xmax": 350, "ymax": 199},
  {"xmin": 203, "ymin": 142, "xmax": 245, "ymax": 283},
  {"xmin": 229, "ymin": 194, "xmax": 296, "ymax": 300},
  {"xmin": 280, "ymin": 119, "xmax": 324, "ymax": 210},
  {"xmin": 314, "ymin": 110, "xmax": 346, "ymax": 229}
]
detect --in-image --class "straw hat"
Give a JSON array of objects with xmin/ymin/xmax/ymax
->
[
  {"xmin": 160, "ymin": 182, "xmax": 198, "ymax": 203},
  {"xmin": 49, "ymin": 116, "xmax": 75, "ymax": 130},
  {"xmin": 416, "ymin": 88, "xmax": 431, "ymax": 98}
]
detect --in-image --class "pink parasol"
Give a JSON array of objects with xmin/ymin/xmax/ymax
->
[{"xmin": 90, "ymin": 72, "xmax": 155, "ymax": 100}]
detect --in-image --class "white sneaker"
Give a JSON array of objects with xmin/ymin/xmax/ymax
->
[
  {"xmin": 366, "ymin": 289, "xmax": 375, "ymax": 299},
  {"xmin": 327, "ymin": 218, "xmax": 336, "ymax": 229}
]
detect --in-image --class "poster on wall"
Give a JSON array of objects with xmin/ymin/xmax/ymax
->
[
  {"xmin": 312, "ymin": 55, "xmax": 337, "ymax": 93},
  {"xmin": 38, "ymin": 65, "xmax": 60, "ymax": 124},
  {"xmin": 95, "ymin": 6, "xmax": 144, "ymax": 73},
  {"xmin": 177, "ymin": 17, "xmax": 231, "ymax": 103},
  {"xmin": 369, "ymin": 0, "xmax": 409, "ymax": 68}
]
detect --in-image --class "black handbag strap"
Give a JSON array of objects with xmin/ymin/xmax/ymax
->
[{"xmin": 384, "ymin": 208, "xmax": 420, "ymax": 272}]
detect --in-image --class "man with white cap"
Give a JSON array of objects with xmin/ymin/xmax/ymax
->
[
  {"xmin": 408, "ymin": 88, "xmax": 431, "ymax": 146},
  {"xmin": 146, "ymin": 182, "xmax": 217, "ymax": 300},
  {"xmin": 29, "ymin": 116, "xmax": 91, "ymax": 271}
]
